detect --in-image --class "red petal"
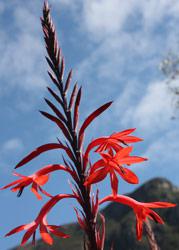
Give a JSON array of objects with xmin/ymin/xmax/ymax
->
[
  {"xmin": 50, "ymin": 229, "xmax": 69, "ymax": 238},
  {"xmin": 10, "ymin": 178, "xmax": 32, "ymax": 192},
  {"xmin": 5, "ymin": 225, "xmax": 26, "ymax": 236},
  {"xmin": 83, "ymin": 137, "xmax": 106, "ymax": 169},
  {"xmin": 99, "ymin": 194, "xmax": 137, "ymax": 207},
  {"xmin": 85, "ymin": 137, "xmax": 107, "ymax": 157},
  {"xmin": 35, "ymin": 175, "xmax": 49, "ymax": 186},
  {"xmin": 95, "ymin": 143, "xmax": 107, "ymax": 152},
  {"xmin": 115, "ymin": 146, "xmax": 133, "ymax": 159},
  {"xmin": 110, "ymin": 171, "xmax": 118, "ymax": 197},
  {"xmin": 100, "ymin": 152, "xmax": 111, "ymax": 162},
  {"xmin": 147, "ymin": 209, "xmax": 164, "ymax": 224},
  {"xmin": 12, "ymin": 172, "xmax": 26, "ymax": 177},
  {"xmin": 31, "ymin": 183, "xmax": 42, "ymax": 200},
  {"xmin": 15, "ymin": 143, "xmax": 66, "ymax": 169},
  {"xmin": 84, "ymin": 168, "xmax": 108, "ymax": 186},
  {"xmin": 21, "ymin": 225, "xmax": 37, "ymax": 246},
  {"xmin": 114, "ymin": 166, "xmax": 139, "ymax": 184},
  {"xmin": 0, "ymin": 179, "xmax": 24, "ymax": 190},
  {"xmin": 109, "ymin": 142, "xmax": 122, "ymax": 152},
  {"xmin": 117, "ymin": 156, "xmax": 147, "ymax": 165},
  {"xmin": 47, "ymin": 225, "xmax": 70, "ymax": 238},
  {"xmin": 111, "ymin": 128, "xmax": 136, "ymax": 138},
  {"xmin": 40, "ymin": 223, "xmax": 53, "ymax": 245},
  {"xmin": 79, "ymin": 102, "xmax": 113, "ymax": 146},
  {"xmin": 119, "ymin": 135, "xmax": 143, "ymax": 143},
  {"xmin": 136, "ymin": 214, "xmax": 143, "ymax": 241},
  {"xmin": 143, "ymin": 202, "xmax": 176, "ymax": 208},
  {"xmin": 38, "ymin": 186, "xmax": 52, "ymax": 198},
  {"xmin": 90, "ymin": 159, "xmax": 105, "ymax": 174}
]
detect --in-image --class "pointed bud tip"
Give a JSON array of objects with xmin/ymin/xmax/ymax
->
[{"xmin": 44, "ymin": 1, "xmax": 49, "ymax": 9}]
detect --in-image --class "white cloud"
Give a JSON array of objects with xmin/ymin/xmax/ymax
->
[
  {"xmin": 140, "ymin": 0, "xmax": 179, "ymax": 29},
  {"xmin": 74, "ymin": 0, "xmax": 179, "ymax": 105},
  {"xmin": 73, "ymin": 0, "xmax": 179, "ymax": 148},
  {"xmin": 1, "ymin": 138, "xmax": 24, "ymax": 151},
  {"xmin": 0, "ymin": 3, "xmax": 46, "ymax": 94},
  {"xmin": 79, "ymin": 0, "xmax": 179, "ymax": 39},
  {"xmin": 51, "ymin": 0, "xmax": 80, "ymax": 6},
  {"xmin": 82, "ymin": 0, "xmax": 135, "ymax": 38},
  {"xmin": 145, "ymin": 130, "xmax": 179, "ymax": 164},
  {"xmin": 77, "ymin": 30, "xmax": 161, "ymax": 83},
  {"xmin": 119, "ymin": 80, "xmax": 173, "ymax": 133},
  {"xmin": 1, "ymin": 0, "xmax": 179, "ymax": 140}
]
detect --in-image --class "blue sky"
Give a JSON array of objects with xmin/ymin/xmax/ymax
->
[{"xmin": 1, "ymin": 0, "xmax": 179, "ymax": 249}]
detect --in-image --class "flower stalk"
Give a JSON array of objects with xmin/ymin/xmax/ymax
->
[
  {"xmin": 1, "ymin": 2, "xmax": 176, "ymax": 250},
  {"xmin": 41, "ymin": 3, "xmax": 99, "ymax": 248},
  {"xmin": 144, "ymin": 220, "xmax": 160, "ymax": 250}
]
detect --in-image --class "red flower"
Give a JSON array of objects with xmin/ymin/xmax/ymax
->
[
  {"xmin": 84, "ymin": 128, "xmax": 142, "ymax": 169},
  {"xmin": 100, "ymin": 195, "xmax": 176, "ymax": 240},
  {"xmin": 5, "ymin": 194, "xmax": 74, "ymax": 245},
  {"xmin": 1, "ymin": 164, "xmax": 74, "ymax": 199},
  {"xmin": 84, "ymin": 147, "xmax": 147, "ymax": 196}
]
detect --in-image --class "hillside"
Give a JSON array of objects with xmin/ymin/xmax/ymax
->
[{"xmin": 11, "ymin": 178, "xmax": 179, "ymax": 250}]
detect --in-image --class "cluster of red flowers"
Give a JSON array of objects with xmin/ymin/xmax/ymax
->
[
  {"xmin": 1, "ymin": 128, "xmax": 175, "ymax": 245},
  {"xmin": 1, "ymin": 2, "xmax": 176, "ymax": 249}
]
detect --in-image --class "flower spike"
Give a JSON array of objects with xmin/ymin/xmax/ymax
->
[{"xmin": 2, "ymin": 1, "xmax": 176, "ymax": 249}]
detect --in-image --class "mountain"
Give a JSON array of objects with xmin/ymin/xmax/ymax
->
[{"xmin": 10, "ymin": 178, "xmax": 179, "ymax": 250}]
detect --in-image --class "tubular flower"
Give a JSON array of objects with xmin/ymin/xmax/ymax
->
[
  {"xmin": 5, "ymin": 194, "xmax": 74, "ymax": 245},
  {"xmin": 84, "ymin": 147, "xmax": 147, "ymax": 196},
  {"xmin": 84, "ymin": 128, "xmax": 142, "ymax": 169},
  {"xmin": 1, "ymin": 164, "xmax": 74, "ymax": 199},
  {"xmin": 99, "ymin": 195, "xmax": 176, "ymax": 241}
]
